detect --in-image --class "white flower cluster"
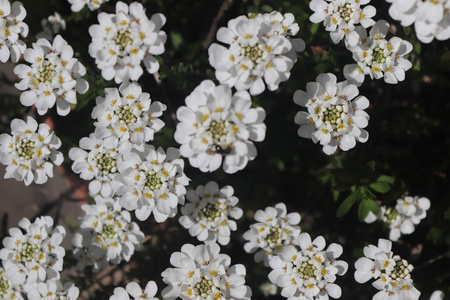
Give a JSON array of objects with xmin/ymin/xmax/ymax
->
[
  {"xmin": 68, "ymin": 0, "xmax": 110, "ymax": 12},
  {"xmin": 161, "ymin": 243, "xmax": 252, "ymax": 300},
  {"xmin": 28, "ymin": 280, "xmax": 79, "ymax": 300},
  {"xmin": 72, "ymin": 196, "xmax": 144, "ymax": 273},
  {"xmin": 179, "ymin": 181, "xmax": 243, "ymax": 245},
  {"xmin": 354, "ymin": 239, "xmax": 420, "ymax": 300},
  {"xmin": 174, "ymin": 80, "xmax": 266, "ymax": 174},
  {"xmin": 344, "ymin": 20, "xmax": 413, "ymax": 86},
  {"xmin": 36, "ymin": 12, "xmax": 66, "ymax": 40},
  {"xmin": 293, "ymin": 73, "xmax": 370, "ymax": 155},
  {"xmin": 0, "ymin": 266, "xmax": 22, "ymax": 299},
  {"xmin": 0, "ymin": 116, "xmax": 63, "ymax": 186},
  {"xmin": 109, "ymin": 281, "xmax": 158, "ymax": 300},
  {"xmin": 116, "ymin": 145, "xmax": 189, "ymax": 222},
  {"xmin": 0, "ymin": 0, "xmax": 28, "ymax": 63},
  {"xmin": 88, "ymin": 1, "xmax": 166, "ymax": 83},
  {"xmin": 243, "ymin": 203, "xmax": 301, "ymax": 267},
  {"xmin": 208, "ymin": 11, "xmax": 305, "ymax": 95},
  {"xmin": 309, "ymin": 0, "xmax": 376, "ymax": 46},
  {"xmin": 365, "ymin": 196, "xmax": 431, "ymax": 241},
  {"xmin": 0, "ymin": 216, "xmax": 66, "ymax": 293},
  {"xmin": 14, "ymin": 35, "xmax": 89, "ymax": 116},
  {"xmin": 268, "ymin": 233, "xmax": 348, "ymax": 300},
  {"xmin": 91, "ymin": 81, "xmax": 167, "ymax": 154},
  {"xmin": 386, "ymin": 0, "xmax": 450, "ymax": 43}
]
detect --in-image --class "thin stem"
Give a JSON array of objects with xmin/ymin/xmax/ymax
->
[{"xmin": 202, "ymin": 0, "xmax": 233, "ymax": 49}]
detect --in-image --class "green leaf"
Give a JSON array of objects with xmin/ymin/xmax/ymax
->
[
  {"xmin": 337, "ymin": 187, "xmax": 361, "ymax": 217},
  {"xmin": 310, "ymin": 23, "xmax": 319, "ymax": 35},
  {"xmin": 376, "ymin": 175, "xmax": 394, "ymax": 184},
  {"xmin": 369, "ymin": 182, "xmax": 390, "ymax": 193},
  {"xmin": 358, "ymin": 199, "xmax": 371, "ymax": 221},
  {"xmin": 170, "ymin": 32, "xmax": 183, "ymax": 50}
]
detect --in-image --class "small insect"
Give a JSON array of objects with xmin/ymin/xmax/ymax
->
[{"xmin": 214, "ymin": 145, "xmax": 233, "ymax": 155}]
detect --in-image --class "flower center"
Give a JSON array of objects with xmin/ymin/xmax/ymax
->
[
  {"xmin": 118, "ymin": 105, "xmax": 137, "ymax": 125},
  {"xmin": 264, "ymin": 226, "xmax": 283, "ymax": 246},
  {"xmin": 145, "ymin": 170, "xmax": 162, "ymax": 191},
  {"xmin": 383, "ymin": 207, "xmax": 400, "ymax": 224},
  {"xmin": 114, "ymin": 29, "xmax": 133, "ymax": 51},
  {"xmin": 34, "ymin": 60, "xmax": 57, "ymax": 84},
  {"xmin": 372, "ymin": 46, "xmax": 387, "ymax": 64},
  {"xmin": 16, "ymin": 138, "xmax": 35, "ymax": 160},
  {"xmin": 200, "ymin": 203, "xmax": 222, "ymax": 222},
  {"xmin": 95, "ymin": 153, "xmax": 117, "ymax": 175},
  {"xmin": 337, "ymin": 3, "xmax": 354, "ymax": 22},
  {"xmin": 385, "ymin": 259, "xmax": 413, "ymax": 280},
  {"xmin": 20, "ymin": 242, "xmax": 41, "ymax": 262},
  {"xmin": 240, "ymin": 44, "xmax": 263, "ymax": 64},
  {"xmin": 0, "ymin": 276, "xmax": 10, "ymax": 296},
  {"xmin": 322, "ymin": 104, "xmax": 346, "ymax": 126},
  {"xmin": 194, "ymin": 277, "xmax": 216, "ymax": 298},
  {"xmin": 207, "ymin": 120, "xmax": 229, "ymax": 145},
  {"xmin": 298, "ymin": 260, "xmax": 318, "ymax": 280},
  {"xmin": 101, "ymin": 224, "xmax": 118, "ymax": 239}
]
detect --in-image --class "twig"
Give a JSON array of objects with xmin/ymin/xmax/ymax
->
[{"xmin": 202, "ymin": 0, "xmax": 233, "ymax": 49}]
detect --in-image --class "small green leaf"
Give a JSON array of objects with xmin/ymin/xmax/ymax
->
[
  {"xmin": 369, "ymin": 182, "xmax": 390, "ymax": 193},
  {"xmin": 358, "ymin": 199, "xmax": 371, "ymax": 221},
  {"xmin": 337, "ymin": 187, "xmax": 361, "ymax": 217},
  {"xmin": 310, "ymin": 23, "xmax": 319, "ymax": 35},
  {"xmin": 376, "ymin": 175, "xmax": 394, "ymax": 184}
]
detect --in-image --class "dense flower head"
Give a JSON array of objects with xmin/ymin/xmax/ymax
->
[
  {"xmin": 309, "ymin": 0, "xmax": 377, "ymax": 46},
  {"xmin": 88, "ymin": 1, "xmax": 167, "ymax": 83},
  {"xmin": 354, "ymin": 238, "xmax": 420, "ymax": 300},
  {"xmin": 71, "ymin": 195, "xmax": 144, "ymax": 273},
  {"xmin": 344, "ymin": 20, "xmax": 413, "ymax": 86},
  {"xmin": 208, "ymin": 11, "xmax": 305, "ymax": 95},
  {"xmin": 14, "ymin": 35, "xmax": 89, "ymax": 116},
  {"xmin": 0, "ymin": 216, "xmax": 66, "ymax": 293},
  {"xmin": 0, "ymin": 116, "xmax": 63, "ymax": 186},
  {"xmin": 116, "ymin": 145, "xmax": 189, "ymax": 222},
  {"xmin": 364, "ymin": 196, "xmax": 431, "ymax": 241},
  {"xmin": 161, "ymin": 243, "xmax": 252, "ymax": 300},
  {"xmin": 69, "ymin": 129, "xmax": 123, "ymax": 197},
  {"xmin": 294, "ymin": 73, "xmax": 370, "ymax": 155},
  {"xmin": 0, "ymin": 267, "xmax": 23, "ymax": 300},
  {"xmin": 91, "ymin": 81, "xmax": 167, "ymax": 154},
  {"xmin": 27, "ymin": 279, "xmax": 79, "ymax": 300},
  {"xmin": 109, "ymin": 281, "xmax": 158, "ymax": 300},
  {"xmin": 68, "ymin": 0, "xmax": 110, "ymax": 12},
  {"xmin": 243, "ymin": 203, "xmax": 301, "ymax": 267},
  {"xmin": 386, "ymin": 0, "xmax": 450, "ymax": 43},
  {"xmin": 36, "ymin": 12, "xmax": 66, "ymax": 40},
  {"xmin": 0, "ymin": 0, "xmax": 28, "ymax": 63},
  {"xmin": 174, "ymin": 80, "xmax": 266, "ymax": 174},
  {"xmin": 179, "ymin": 181, "xmax": 243, "ymax": 245},
  {"xmin": 268, "ymin": 232, "xmax": 348, "ymax": 300}
]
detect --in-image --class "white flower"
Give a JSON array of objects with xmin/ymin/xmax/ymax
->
[
  {"xmin": 14, "ymin": 35, "xmax": 89, "ymax": 116},
  {"xmin": 68, "ymin": 0, "xmax": 110, "ymax": 12},
  {"xmin": 309, "ymin": 0, "xmax": 376, "ymax": 46},
  {"xmin": 354, "ymin": 238, "xmax": 420, "ymax": 300},
  {"xmin": 294, "ymin": 73, "xmax": 370, "ymax": 155},
  {"xmin": 268, "ymin": 232, "xmax": 348, "ymax": 300},
  {"xmin": 27, "ymin": 279, "xmax": 79, "ymax": 300},
  {"xmin": 430, "ymin": 290, "xmax": 445, "ymax": 300},
  {"xmin": 88, "ymin": 1, "xmax": 166, "ymax": 83},
  {"xmin": 71, "ymin": 195, "xmax": 144, "ymax": 273},
  {"xmin": 0, "ymin": 116, "xmax": 63, "ymax": 186},
  {"xmin": 179, "ymin": 181, "xmax": 243, "ymax": 245},
  {"xmin": 91, "ymin": 81, "xmax": 167, "ymax": 154},
  {"xmin": 260, "ymin": 282, "xmax": 278, "ymax": 297},
  {"xmin": 243, "ymin": 203, "xmax": 301, "ymax": 267},
  {"xmin": 36, "ymin": 12, "xmax": 66, "ymax": 40},
  {"xmin": 161, "ymin": 243, "xmax": 252, "ymax": 300},
  {"xmin": 386, "ymin": 0, "xmax": 450, "ymax": 43},
  {"xmin": 109, "ymin": 281, "xmax": 158, "ymax": 300},
  {"xmin": 0, "ymin": 266, "xmax": 24, "ymax": 300},
  {"xmin": 0, "ymin": 0, "xmax": 28, "ymax": 63},
  {"xmin": 0, "ymin": 216, "xmax": 66, "ymax": 292},
  {"xmin": 174, "ymin": 80, "xmax": 266, "ymax": 173},
  {"xmin": 344, "ymin": 20, "xmax": 413, "ymax": 86},
  {"xmin": 208, "ymin": 12, "xmax": 305, "ymax": 95},
  {"xmin": 116, "ymin": 145, "xmax": 189, "ymax": 222}
]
